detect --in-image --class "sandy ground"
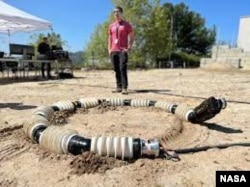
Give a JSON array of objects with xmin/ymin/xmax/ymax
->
[{"xmin": 0, "ymin": 66, "xmax": 250, "ymax": 187}]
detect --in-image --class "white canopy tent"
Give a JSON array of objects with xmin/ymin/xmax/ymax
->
[{"xmin": 0, "ymin": 0, "xmax": 52, "ymax": 34}]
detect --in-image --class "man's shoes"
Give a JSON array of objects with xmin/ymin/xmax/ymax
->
[
  {"xmin": 112, "ymin": 88, "xmax": 122, "ymax": 93},
  {"xmin": 122, "ymin": 89, "xmax": 128, "ymax": 95}
]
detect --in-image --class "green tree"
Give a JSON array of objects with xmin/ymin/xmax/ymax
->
[
  {"xmin": 169, "ymin": 3, "xmax": 216, "ymax": 55},
  {"xmin": 144, "ymin": 2, "xmax": 172, "ymax": 65},
  {"xmin": 84, "ymin": 21, "xmax": 110, "ymax": 68}
]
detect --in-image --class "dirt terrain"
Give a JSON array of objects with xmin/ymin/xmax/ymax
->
[{"xmin": 0, "ymin": 66, "xmax": 249, "ymax": 187}]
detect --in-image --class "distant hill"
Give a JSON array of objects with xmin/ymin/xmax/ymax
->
[{"xmin": 68, "ymin": 51, "xmax": 84, "ymax": 64}]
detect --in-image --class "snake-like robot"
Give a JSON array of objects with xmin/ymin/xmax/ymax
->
[{"xmin": 23, "ymin": 96, "xmax": 227, "ymax": 160}]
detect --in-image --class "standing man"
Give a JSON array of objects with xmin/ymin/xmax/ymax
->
[
  {"xmin": 37, "ymin": 37, "xmax": 52, "ymax": 79},
  {"xmin": 108, "ymin": 6, "xmax": 134, "ymax": 95}
]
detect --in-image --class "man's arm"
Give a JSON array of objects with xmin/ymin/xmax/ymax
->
[
  {"xmin": 128, "ymin": 30, "xmax": 134, "ymax": 50},
  {"xmin": 37, "ymin": 43, "xmax": 42, "ymax": 54},
  {"xmin": 108, "ymin": 34, "xmax": 112, "ymax": 55}
]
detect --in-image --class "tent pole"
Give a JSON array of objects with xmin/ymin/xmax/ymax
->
[{"xmin": 8, "ymin": 29, "xmax": 11, "ymax": 56}]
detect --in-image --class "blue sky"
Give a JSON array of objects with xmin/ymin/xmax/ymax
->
[{"xmin": 0, "ymin": 0, "xmax": 250, "ymax": 53}]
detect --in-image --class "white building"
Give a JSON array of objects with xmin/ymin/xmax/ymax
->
[
  {"xmin": 200, "ymin": 15, "xmax": 250, "ymax": 69},
  {"xmin": 237, "ymin": 16, "xmax": 250, "ymax": 52}
]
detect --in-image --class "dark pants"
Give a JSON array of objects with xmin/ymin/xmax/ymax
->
[
  {"xmin": 38, "ymin": 54, "xmax": 51, "ymax": 78},
  {"xmin": 41, "ymin": 62, "xmax": 51, "ymax": 78},
  {"xmin": 110, "ymin": 51, "xmax": 128, "ymax": 89}
]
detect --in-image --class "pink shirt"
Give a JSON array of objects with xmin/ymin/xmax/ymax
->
[{"xmin": 109, "ymin": 20, "xmax": 133, "ymax": 52}]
